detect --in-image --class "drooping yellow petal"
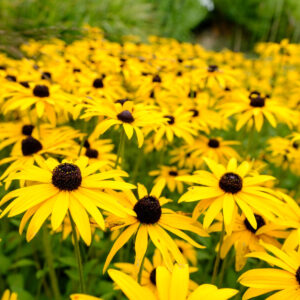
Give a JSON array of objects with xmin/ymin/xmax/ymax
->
[
  {"xmin": 108, "ymin": 269, "xmax": 155, "ymax": 300},
  {"xmin": 103, "ymin": 223, "xmax": 139, "ymax": 273}
]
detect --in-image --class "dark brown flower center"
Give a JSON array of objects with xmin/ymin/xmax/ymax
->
[
  {"xmin": 19, "ymin": 81, "xmax": 30, "ymax": 88},
  {"xmin": 296, "ymin": 267, "xmax": 300, "ymax": 285},
  {"xmin": 189, "ymin": 109, "xmax": 199, "ymax": 117},
  {"xmin": 208, "ymin": 65, "xmax": 218, "ymax": 72},
  {"xmin": 244, "ymin": 214, "xmax": 265, "ymax": 233},
  {"xmin": 208, "ymin": 138, "xmax": 220, "ymax": 148},
  {"xmin": 250, "ymin": 96, "xmax": 265, "ymax": 107},
  {"xmin": 133, "ymin": 196, "xmax": 162, "ymax": 224},
  {"xmin": 164, "ymin": 115, "xmax": 175, "ymax": 125},
  {"xmin": 219, "ymin": 172, "xmax": 242, "ymax": 194},
  {"xmin": 292, "ymin": 142, "xmax": 299, "ymax": 149},
  {"xmin": 21, "ymin": 136, "xmax": 43, "ymax": 156},
  {"xmin": 169, "ymin": 170, "xmax": 178, "ymax": 176},
  {"xmin": 52, "ymin": 163, "xmax": 82, "ymax": 191},
  {"xmin": 85, "ymin": 148, "xmax": 99, "ymax": 159},
  {"xmin": 93, "ymin": 78, "xmax": 104, "ymax": 88},
  {"xmin": 22, "ymin": 125, "xmax": 34, "ymax": 136},
  {"xmin": 5, "ymin": 75, "xmax": 17, "ymax": 82},
  {"xmin": 115, "ymin": 98, "xmax": 129, "ymax": 105},
  {"xmin": 117, "ymin": 110, "xmax": 134, "ymax": 123},
  {"xmin": 152, "ymin": 74, "xmax": 161, "ymax": 83},
  {"xmin": 33, "ymin": 85, "xmax": 50, "ymax": 97},
  {"xmin": 41, "ymin": 72, "xmax": 52, "ymax": 80},
  {"xmin": 150, "ymin": 268, "xmax": 157, "ymax": 285},
  {"xmin": 83, "ymin": 140, "xmax": 90, "ymax": 148}
]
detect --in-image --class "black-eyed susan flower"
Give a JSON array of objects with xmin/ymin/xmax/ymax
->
[
  {"xmin": 104, "ymin": 181, "xmax": 207, "ymax": 272},
  {"xmin": 1, "ymin": 82, "xmax": 75, "ymax": 125},
  {"xmin": 149, "ymin": 166, "xmax": 190, "ymax": 194},
  {"xmin": 219, "ymin": 90, "xmax": 297, "ymax": 131},
  {"xmin": 81, "ymin": 101, "xmax": 162, "ymax": 147},
  {"xmin": 0, "ymin": 157, "xmax": 135, "ymax": 245},
  {"xmin": 211, "ymin": 213, "xmax": 287, "ymax": 271},
  {"xmin": 239, "ymin": 241, "xmax": 300, "ymax": 299},
  {"xmin": 1, "ymin": 290, "xmax": 17, "ymax": 300},
  {"xmin": 109, "ymin": 264, "xmax": 238, "ymax": 300},
  {"xmin": 177, "ymin": 158, "xmax": 284, "ymax": 234},
  {"xmin": 0, "ymin": 127, "xmax": 81, "ymax": 188}
]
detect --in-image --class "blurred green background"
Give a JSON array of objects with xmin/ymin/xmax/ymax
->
[{"xmin": 0, "ymin": 0, "xmax": 300, "ymax": 56}]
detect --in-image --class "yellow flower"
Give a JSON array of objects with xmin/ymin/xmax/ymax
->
[
  {"xmin": 104, "ymin": 181, "xmax": 207, "ymax": 272},
  {"xmin": 177, "ymin": 158, "xmax": 284, "ymax": 234},
  {"xmin": 211, "ymin": 213, "xmax": 286, "ymax": 271},
  {"xmin": 239, "ymin": 241, "xmax": 300, "ymax": 299},
  {"xmin": 0, "ymin": 126, "xmax": 81, "ymax": 188},
  {"xmin": 1, "ymin": 290, "xmax": 17, "ymax": 300},
  {"xmin": 81, "ymin": 101, "xmax": 162, "ymax": 147},
  {"xmin": 219, "ymin": 90, "xmax": 297, "ymax": 131},
  {"xmin": 149, "ymin": 166, "xmax": 190, "ymax": 194},
  {"xmin": 2, "ymin": 82, "xmax": 75, "ymax": 125},
  {"xmin": 0, "ymin": 157, "xmax": 135, "ymax": 245},
  {"xmin": 109, "ymin": 264, "xmax": 238, "ymax": 300}
]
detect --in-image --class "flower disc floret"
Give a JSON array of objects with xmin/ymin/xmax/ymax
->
[{"xmin": 52, "ymin": 163, "xmax": 82, "ymax": 191}]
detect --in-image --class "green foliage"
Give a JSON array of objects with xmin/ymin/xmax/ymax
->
[{"xmin": 213, "ymin": 0, "xmax": 300, "ymax": 43}]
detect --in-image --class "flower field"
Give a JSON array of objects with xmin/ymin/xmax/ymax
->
[{"xmin": 0, "ymin": 26, "xmax": 299, "ymax": 300}]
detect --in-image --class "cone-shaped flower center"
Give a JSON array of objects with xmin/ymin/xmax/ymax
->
[
  {"xmin": 52, "ymin": 163, "xmax": 82, "ymax": 191},
  {"xmin": 169, "ymin": 170, "xmax": 178, "ymax": 176},
  {"xmin": 164, "ymin": 115, "xmax": 175, "ymax": 125},
  {"xmin": 41, "ymin": 72, "xmax": 52, "ymax": 80},
  {"xmin": 22, "ymin": 136, "xmax": 43, "ymax": 156},
  {"xmin": 208, "ymin": 138, "xmax": 220, "ymax": 148},
  {"xmin": 117, "ymin": 110, "xmax": 134, "ymax": 123},
  {"xmin": 189, "ymin": 109, "xmax": 199, "ymax": 117},
  {"xmin": 244, "ymin": 214, "xmax": 265, "ymax": 233},
  {"xmin": 150, "ymin": 268, "xmax": 157, "ymax": 285},
  {"xmin": 152, "ymin": 74, "xmax": 161, "ymax": 83},
  {"xmin": 85, "ymin": 148, "xmax": 99, "ymax": 159},
  {"xmin": 250, "ymin": 95, "xmax": 265, "ymax": 107},
  {"xmin": 208, "ymin": 65, "xmax": 218, "ymax": 72},
  {"xmin": 219, "ymin": 172, "xmax": 242, "ymax": 194},
  {"xmin": 115, "ymin": 98, "xmax": 129, "ymax": 105},
  {"xmin": 296, "ymin": 267, "xmax": 300, "ymax": 284},
  {"xmin": 133, "ymin": 196, "xmax": 162, "ymax": 224},
  {"xmin": 33, "ymin": 85, "xmax": 50, "ymax": 97},
  {"xmin": 22, "ymin": 125, "xmax": 34, "ymax": 136},
  {"xmin": 93, "ymin": 78, "xmax": 104, "ymax": 88}
]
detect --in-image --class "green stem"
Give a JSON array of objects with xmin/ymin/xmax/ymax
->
[
  {"xmin": 137, "ymin": 255, "xmax": 146, "ymax": 284},
  {"xmin": 69, "ymin": 213, "xmax": 86, "ymax": 293},
  {"xmin": 42, "ymin": 226, "xmax": 61, "ymax": 300},
  {"xmin": 114, "ymin": 129, "xmax": 125, "ymax": 169},
  {"xmin": 211, "ymin": 222, "xmax": 225, "ymax": 285}
]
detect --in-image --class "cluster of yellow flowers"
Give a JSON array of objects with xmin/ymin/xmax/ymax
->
[{"xmin": 0, "ymin": 26, "xmax": 299, "ymax": 300}]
